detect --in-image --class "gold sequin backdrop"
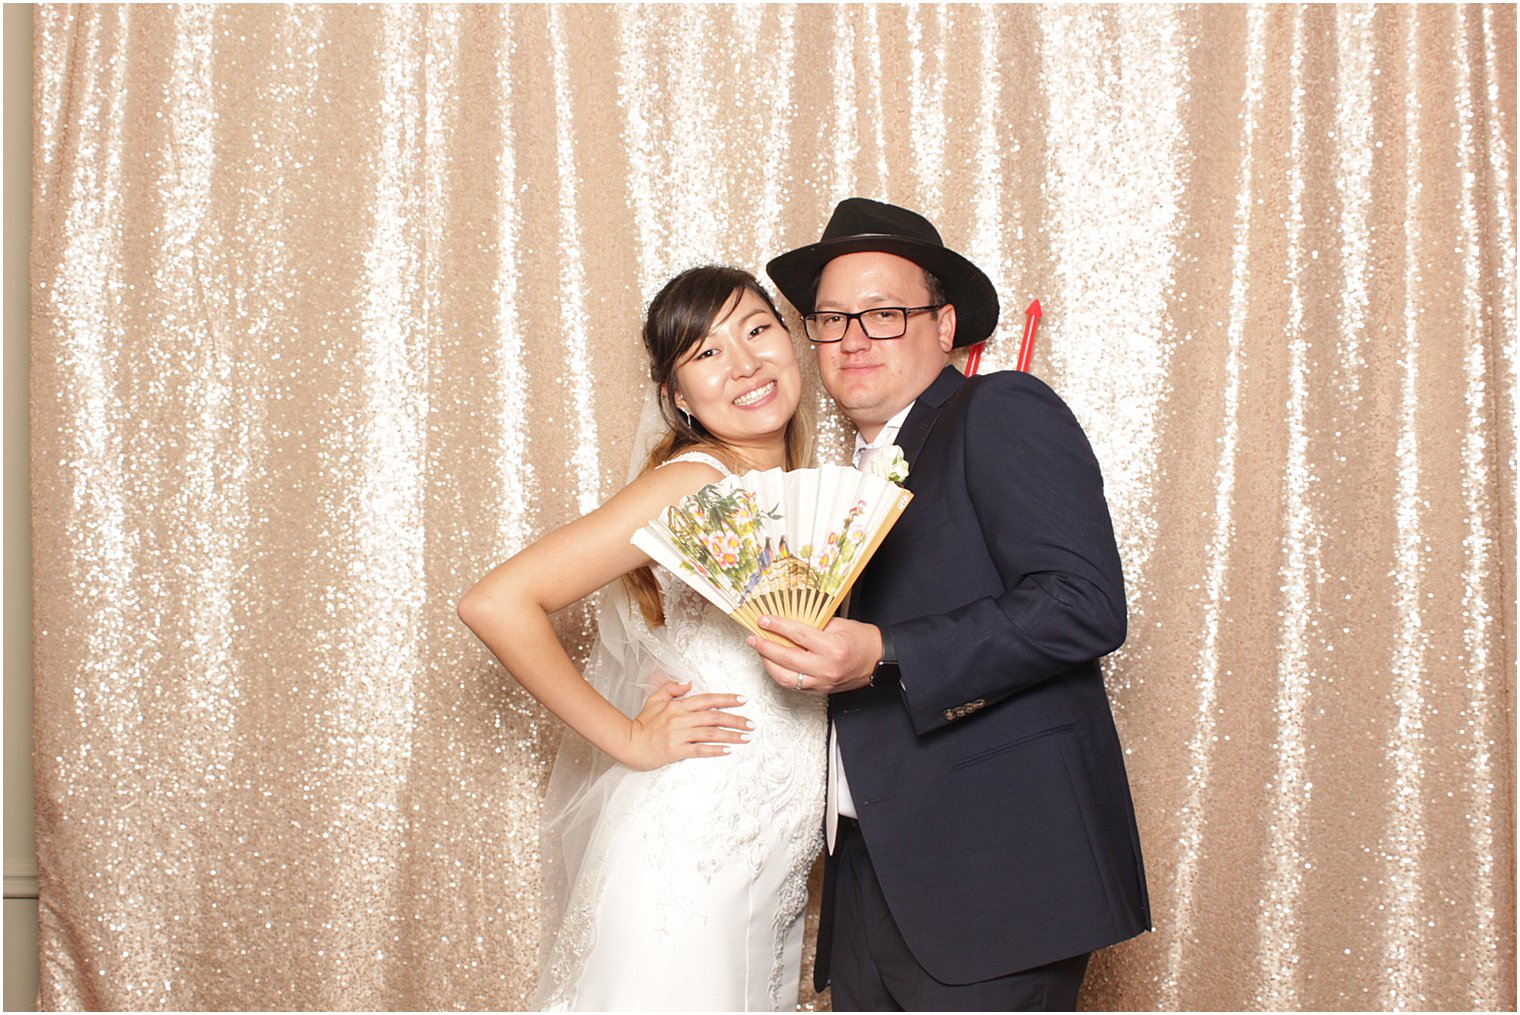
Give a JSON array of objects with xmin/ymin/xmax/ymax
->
[{"xmin": 28, "ymin": 3, "xmax": 1516, "ymax": 1010}]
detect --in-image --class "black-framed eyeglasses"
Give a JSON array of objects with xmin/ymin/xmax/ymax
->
[{"xmin": 801, "ymin": 305, "xmax": 946, "ymax": 343}]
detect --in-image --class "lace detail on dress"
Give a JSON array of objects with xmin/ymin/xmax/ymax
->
[
  {"xmin": 769, "ymin": 810, "xmax": 825, "ymax": 1006},
  {"xmin": 644, "ymin": 567, "xmax": 778, "ymax": 890},
  {"xmin": 766, "ymin": 756, "xmax": 826, "ymax": 1002},
  {"xmin": 540, "ymin": 873, "xmax": 597, "ymax": 1009}
]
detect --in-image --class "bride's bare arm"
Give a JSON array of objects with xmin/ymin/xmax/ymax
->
[{"xmin": 457, "ymin": 461, "xmax": 752, "ymax": 771}]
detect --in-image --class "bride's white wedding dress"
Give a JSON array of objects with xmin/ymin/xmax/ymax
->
[{"xmin": 535, "ymin": 452, "xmax": 827, "ymax": 1012}]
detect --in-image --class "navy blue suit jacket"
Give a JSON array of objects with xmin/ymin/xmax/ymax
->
[{"xmin": 818, "ymin": 365, "xmax": 1150, "ymax": 988}]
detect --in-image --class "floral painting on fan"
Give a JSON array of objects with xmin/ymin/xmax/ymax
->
[
  {"xmin": 665, "ymin": 487, "xmax": 870, "ymax": 604},
  {"xmin": 664, "ymin": 483, "xmax": 774, "ymax": 588},
  {"xmin": 632, "ymin": 464, "xmax": 913, "ymax": 645}
]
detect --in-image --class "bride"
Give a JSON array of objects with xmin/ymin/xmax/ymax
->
[{"xmin": 457, "ymin": 265, "xmax": 826, "ymax": 1011}]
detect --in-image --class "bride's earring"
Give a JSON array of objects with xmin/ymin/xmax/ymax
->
[{"xmin": 680, "ymin": 406, "xmax": 693, "ymax": 428}]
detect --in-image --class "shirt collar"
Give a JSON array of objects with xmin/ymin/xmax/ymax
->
[{"xmin": 853, "ymin": 401, "xmax": 915, "ymax": 458}]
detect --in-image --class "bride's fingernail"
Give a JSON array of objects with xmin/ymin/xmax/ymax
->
[
  {"xmin": 743, "ymin": 719, "xmax": 755, "ymax": 730},
  {"xmin": 736, "ymin": 695, "xmax": 748, "ymax": 704},
  {"xmin": 739, "ymin": 733, "xmax": 751, "ymax": 742},
  {"xmin": 758, "ymin": 616, "xmax": 772, "ymax": 629},
  {"xmin": 720, "ymin": 746, "xmax": 731, "ymax": 755}
]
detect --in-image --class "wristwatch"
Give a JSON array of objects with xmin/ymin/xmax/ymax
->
[{"xmin": 870, "ymin": 626, "xmax": 900, "ymax": 687}]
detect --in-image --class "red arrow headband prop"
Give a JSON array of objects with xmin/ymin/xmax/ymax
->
[{"xmin": 964, "ymin": 299, "xmax": 1041, "ymax": 377}]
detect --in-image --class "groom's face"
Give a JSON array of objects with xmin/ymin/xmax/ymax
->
[{"xmin": 813, "ymin": 251, "xmax": 955, "ymax": 441}]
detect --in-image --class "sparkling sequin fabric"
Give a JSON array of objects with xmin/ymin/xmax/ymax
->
[{"xmin": 30, "ymin": 5, "xmax": 1515, "ymax": 1010}]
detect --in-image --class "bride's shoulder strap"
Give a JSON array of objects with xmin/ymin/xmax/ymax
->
[{"xmin": 657, "ymin": 450, "xmax": 732, "ymax": 477}]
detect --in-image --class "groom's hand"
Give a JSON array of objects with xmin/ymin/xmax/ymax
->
[{"xmin": 747, "ymin": 616, "xmax": 881, "ymax": 696}]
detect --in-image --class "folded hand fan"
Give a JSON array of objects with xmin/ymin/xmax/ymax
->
[{"xmin": 631, "ymin": 465, "xmax": 913, "ymax": 646}]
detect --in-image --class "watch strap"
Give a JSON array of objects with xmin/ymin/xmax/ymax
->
[{"xmin": 871, "ymin": 626, "xmax": 900, "ymax": 687}]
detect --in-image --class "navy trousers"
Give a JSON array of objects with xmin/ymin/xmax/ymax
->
[{"xmin": 829, "ymin": 818, "xmax": 1091, "ymax": 1012}]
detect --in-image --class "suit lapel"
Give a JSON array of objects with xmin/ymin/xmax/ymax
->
[
  {"xmin": 896, "ymin": 365, "xmax": 966, "ymax": 470},
  {"xmin": 850, "ymin": 367, "xmax": 965, "ymax": 621}
]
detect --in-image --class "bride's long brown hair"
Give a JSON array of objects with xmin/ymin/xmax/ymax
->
[{"xmin": 623, "ymin": 265, "xmax": 810, "ymax": 627}]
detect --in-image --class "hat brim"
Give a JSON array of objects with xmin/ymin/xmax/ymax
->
[{"xmin": 766, "ymin": 234, "xmax": 999, "ymax": 348}]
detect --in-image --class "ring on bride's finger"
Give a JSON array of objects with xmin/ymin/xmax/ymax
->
[{"xmin": 795, "ymin": 671, "xmax": 806, "ymax": 691}]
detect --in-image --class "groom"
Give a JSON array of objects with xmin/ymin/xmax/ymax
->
[{"xmin": 750, "ymin": 198, "xmax": 1150, "ymax": 1010}]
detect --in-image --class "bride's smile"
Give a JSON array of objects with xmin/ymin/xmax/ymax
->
[{"xmin": 731, "ymin": 379, "xmax": 776, "ymax": 406}]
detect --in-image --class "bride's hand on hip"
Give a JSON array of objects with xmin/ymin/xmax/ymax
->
[{"xmin": 622, "ymin": 681, "xmax": 753, "ymax": 771}]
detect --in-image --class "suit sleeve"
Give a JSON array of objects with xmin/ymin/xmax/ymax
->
[{"xmin": 890, "ymin": 373, "xmax": 1127, "ymax": 736}]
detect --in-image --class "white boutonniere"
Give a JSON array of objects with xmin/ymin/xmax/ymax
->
[{"xmin": 867, "ymin": 444, "xmax": 910, "ymax": 484}]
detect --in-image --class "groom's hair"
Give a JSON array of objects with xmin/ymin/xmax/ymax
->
[{"xmin": 921, "ymin": 267, "xmax": 947, "ymax": 313}]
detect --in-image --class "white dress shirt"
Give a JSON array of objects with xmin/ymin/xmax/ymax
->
[{"xmin": 828, "ymin": 401, "xmax": 914, "ymax": 852}]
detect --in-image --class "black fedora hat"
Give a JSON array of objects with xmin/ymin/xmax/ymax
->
[{"xmin": 766, "ymin": 198, "xmax": 999, "ymax": 348}]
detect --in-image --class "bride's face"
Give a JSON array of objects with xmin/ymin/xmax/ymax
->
[{"xmin": 671, "ymin": 287, "xmax": 800, "ymax": 456}]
